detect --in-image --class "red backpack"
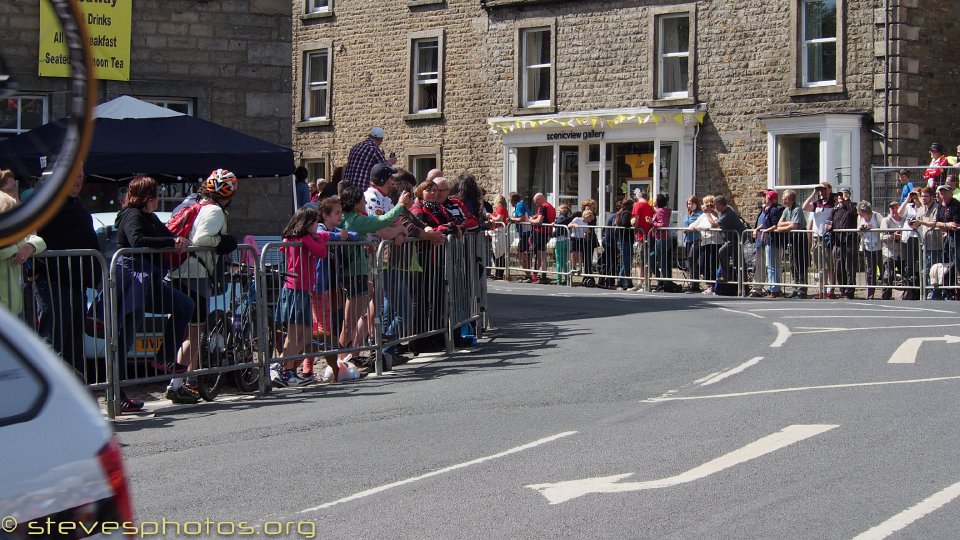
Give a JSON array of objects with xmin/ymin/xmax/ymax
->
[{"xmin": 164, "ymin": 201, "xmax": 214, "ymax": 267}]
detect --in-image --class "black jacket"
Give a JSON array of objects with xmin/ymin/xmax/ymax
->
[
  {"xmin": 36, "ymin": 197, "xmax": 101, "ymax": 289},
  {"xmin": 116, "ymin": 207, "xmax": 176, "ymax": 249}
]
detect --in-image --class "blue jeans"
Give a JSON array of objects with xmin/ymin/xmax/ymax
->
[
  {"xmin": 381, "ymin": 269, "xmax": 412, "ymax": 342},
  {"xmin": 617, "ymin": 240, "xmax": 633, "ymax": 288},
  {"xmin": 764, "ymin": 244, "xmax": 780, "ymax": 292},
  {"xmin": 121, "ymin": 280, "xmax": 195, "ymax": 366}
]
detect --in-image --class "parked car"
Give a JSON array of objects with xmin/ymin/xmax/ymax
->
[{"xmin": 0, "ymin": 306, "xmax": 135, "ymax": 537}]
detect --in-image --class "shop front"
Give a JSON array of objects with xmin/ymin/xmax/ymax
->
[{"xmin": 488, "ymin": 108, "xmax": 703, "ymax": 222}]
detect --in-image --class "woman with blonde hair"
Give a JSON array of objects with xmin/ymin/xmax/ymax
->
[
  {"xmin": 488, "ymin": 194, "xmax": 509, "ymax": 279},
  {"xmin": 0, "ymin": 192, "xmax": 45, "ymax": 316}
]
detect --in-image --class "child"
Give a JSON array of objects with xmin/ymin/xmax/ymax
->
[
  {"xmin": 305, "ymin": 197, "xmax": 360, "ymax": 382},
  {"xmin": 272, "ymin": 205, "xmax": 347, "ymax": 387}
]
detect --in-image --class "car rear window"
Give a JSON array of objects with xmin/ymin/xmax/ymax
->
[{"xmin": 0, "ymin": 337, "xmax": 48, "ymax": 427}]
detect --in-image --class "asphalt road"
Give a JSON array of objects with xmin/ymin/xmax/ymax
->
[{"xmin": 116, "ymin": 284, "xmax": 960, "ymax": 539}]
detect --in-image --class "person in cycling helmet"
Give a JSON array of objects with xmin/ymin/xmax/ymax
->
[{"xmin": 166, "ymin": 168, "xmax": 239, "ymax": 404}]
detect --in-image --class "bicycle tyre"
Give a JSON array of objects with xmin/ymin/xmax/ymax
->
[
  {"xmin": 0, "ymin": 0, "xmax": 96, "ymax": 245},
  {"xmin": 196, "ymin": 311, "xmax": 230, "ymax": 402},
  {"xmin": 231, "ymin": 310, "xmax": 263, "ymax": 392}
]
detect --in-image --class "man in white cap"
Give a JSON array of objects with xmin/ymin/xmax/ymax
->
[{"xmin": 343, "ymin": 126, "xmax": 389, "ymax": 191}]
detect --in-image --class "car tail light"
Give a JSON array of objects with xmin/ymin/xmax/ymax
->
[{"xmin": 97, "ymin": 437, "xmax": 135, "ymax": 530}]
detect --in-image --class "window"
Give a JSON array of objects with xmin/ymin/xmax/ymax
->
[
  {"xmin": 305, "ymin": 159, "xmax": 326, "ymax": 182},
  {"xmin": 520, "ymin": 27, "xmax": 552, "ymax": 108},
  {"xmin": 409, "ymin": 155, "xmax": 438, "ymax": 182},
  {"xmin": 0, "ymin": 96, "xmax": 47, "ymax": 135},
  {"xmin": 306, "ymin": 0, "xmax": 330, "ymax": 13},
  {"xmin": 144, "ymin": 98, "xmax": 193, "ymax": 116},
  {"xmin": 657, "ymin": 14, "xmax": 690, "ymax": 99},
  {"xmin": 766, "ymin": 115, "xmax": 861, "ymax": 193},
  {"xmin": 303, "ymin": 48, "xmax": 331, "ymax": 121},
  {"xmin": 801, "ymin": 0, "xmax": 837, "ymax": 86},
  {"xmin": 411, "ymin": 38, "xmax": 439, "ymax": 114}
]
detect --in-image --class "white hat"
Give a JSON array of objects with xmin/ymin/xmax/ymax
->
[{"xmin": 369, "ymin": 127, "xmax": 385, "ymax": 138}]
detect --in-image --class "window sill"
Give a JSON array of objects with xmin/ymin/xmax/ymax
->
[
  {"xmin": 296, "ymin": 119, "xmax": 332, "ymax": 129},
  {"xmin": 404, "ymin": 111, "xmax": 443, "ymax": 121},
  {"xmin": 648, "ymin": 96, "xmax": 695, "ymax": 108},
  {"xmin": 513, "ymin": 105, "xmax": 556, "ymax": 116},
  {"xmin": 408, "ymin": 0, "xmax": 444, "ymax": 6},
  {"xmin": 301, "ymin": 11, "xmax": 334, "ymax": 22},
  {"xmin": 789, "ymin": 85, "xmax": 845, "ymax": 97}
]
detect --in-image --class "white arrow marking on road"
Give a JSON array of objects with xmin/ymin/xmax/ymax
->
[
  {"xmin": 526, "ymin": 424, "xmax": 838, "ymax": 505},
  {"xmin": 771, "ymin": 322, "xmax": 791, "ymax": 347},
  {"xmin": 888, "ymin": 335, "xmax": 960, "ymax": 364}
]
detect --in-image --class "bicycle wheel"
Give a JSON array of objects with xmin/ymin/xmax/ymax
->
[
  {"xmin": 0, "ymin": 0, "xmax": 96, "ymax": 245},
  {"xmin": 232, "ymin": 315, "xmax": 261, "ymax": 393},
  {"xmin": 196, "ymin": 311, "xmax": 230, "ymax": 402}
]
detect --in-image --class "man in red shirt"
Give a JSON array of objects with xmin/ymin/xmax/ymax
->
[
  {"xmin": 529, "ymin": 192, "xmax": 556, "ymax": 284},
  {"xmin": 629, "ymin": 190, "xmax": 654, "ymax": 290}
]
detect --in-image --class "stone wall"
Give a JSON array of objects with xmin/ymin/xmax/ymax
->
[
  {"xmin": 0, "ymin": 0, "xmax": 294, "ymax": 238},
  {"xmin": 291, "ymin": 0, "xmax": 925, "ymax": 212}
]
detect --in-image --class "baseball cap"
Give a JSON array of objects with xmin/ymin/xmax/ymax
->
[
  {"xmin": 930, "ymin": 143, "xmax": 945, "ymax": 153},
  {"xmin": 369, "ymin": 127, "xmax": 385, "ymax": 138},
  {"xmin": 816, "ymin": 181, "xmax": 832, "ymax": 190},
  {"xmin": 370, "ymin": 162, "xmax": 397, "ymax": 182},
  {"xmin": 839, "ymin": 187, "xmax": 851, "ymax": 194},
  {"xmin": 762, "ymin": 189, "xmax": 778, "ymax": 201},
  {"xmin": 888, "ymin": 201, "xmax": 900, "ymax": 207},
  {"xmin": 937, "ymin": 184, "xmax": 951, "ymax": 192}
]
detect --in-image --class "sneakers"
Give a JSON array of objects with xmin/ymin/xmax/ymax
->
[
  {"xmin": 702, "ymin": 287, "xmax": 715, "ymax": 295},
  {"xmin": 283, "ymin": 370, "xmax": 313, "ymax": 387},
  {"xmin": 164, "ymin": 384, "xmax": 199, "ymax": 404},
  {"xmin": 120, "ymin": 396, "xmax": 145, "ymax": 414},
  {"xmin": 270, "ymin": 364, "xmax": 287, "ymax": 388}
]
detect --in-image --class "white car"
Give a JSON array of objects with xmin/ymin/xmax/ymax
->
[{"xmin": 0, "ymin": 307, "xmax": 134, "ymax": 538}]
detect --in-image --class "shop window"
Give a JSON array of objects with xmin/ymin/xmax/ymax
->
[
  {"xmin": 144, "ymin": 98, "xmax": 193, "ymax": 116},
  {"xmin": 656, "ymin": 14, "xmax": 690, "ymax": 99},
  {"xmin": 0, "ymin": 95, "xmax": 47, "ymax": 135},
  {"xmin": 520, "ymin": 27, "xmax": 552, "ymax": 108},
  {"xmin": 511, "ymin": 146, "xmax": 553, "ymax": 201},
  {"xmin": 766, "ymin": 115, "xmax": 860, "ymax": 192},
  {"xmin": 303, "ymin": 48, "xmax": 332, "ymax": 122},
  {"xmin": 409, "ymin": 33, "xmax": 443, "ymax": 116},
  {"xmin": 801, "ymin": 0, "xmax": 837, "ymax": 86}
]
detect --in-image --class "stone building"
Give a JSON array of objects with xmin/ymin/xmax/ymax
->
[
  {"xmin": 0, "ymin": 0, "xmax": 294, "ymax": 238},
  {"xmin": 292, "ymin": 0, "xmax": 959, "ymax": 222}
]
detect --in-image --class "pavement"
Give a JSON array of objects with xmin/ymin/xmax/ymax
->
[{"xmin": 114, "ymin": 281, "xmax": 960, "ymax": 539}]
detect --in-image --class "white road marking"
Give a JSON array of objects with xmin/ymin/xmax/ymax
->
[
  {"xmin": 700, "ymin": 357, "xmax": 764, "ymax": 386},
  {"xmin": 693, "ymin": 372, "xmax": 721, "ymax": 384},
  {"xmin": 641, "ymin": 375, "xmax": 960, "ymax": 402},
  {"xmin": 791, "ymin": 323, "xmax": 960, "ymax": 335},
  {"xmin": 781, "ymin": 316, "xmax": 956, "ymax": 319},
  {"xmin": 753, "ymin": 308, "xmax": 936, "ymax": 313},
  {"xmin": 297, "ymin": 431, "xmax": 577, "ymax": 513},
  {"xmin": 852, "ymin": 480, "xmax": 960, "ymax": 540},
  {"xmin": 888, "ymin": 335, "xmax": 960, "ymax": 364},
  {"xmin": 526, "ymin": 424, "xmax": 837, "ymax": 504},
  {"xmin": 717, "ymin": 307, "xmax": 765, "ymax": 318},
  {"xmin": 771, "ymin": 322, "xmax": 791, "ymax": 347}
]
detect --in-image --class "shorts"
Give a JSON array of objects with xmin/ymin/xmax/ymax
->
[
  {"xmin": 532, "ymin": 231, "xmax": 549, "ymax": 252},
  {"xmin": 518, "ymin": 232, "xmax": 532, "ymax": 252},
  {"xmin": 811, "ymin": 236, "xmax": 834, "ymax": 274},
  {"xmin": 341, "ymin": 275, "xmax": 370, "ymax": 297},
  {"xmin": 274, "ymin": 288, "xmax": 311, "ymax": 326}
]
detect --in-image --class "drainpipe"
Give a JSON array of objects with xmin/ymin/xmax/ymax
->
[{"xmin": 883, "ymin": 0, "xmax": 890, "ymax": 166}]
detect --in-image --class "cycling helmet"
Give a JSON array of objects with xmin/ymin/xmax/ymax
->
[{"xmin": 204, "ymin": 168, "xmax": 238, "ymax": 198}]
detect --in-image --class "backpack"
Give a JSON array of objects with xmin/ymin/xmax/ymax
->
[{"xmin": 164, "ymin": 201, "xmax": 214, "ymax": 268}]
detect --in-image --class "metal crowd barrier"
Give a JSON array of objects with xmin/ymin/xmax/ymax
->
[
  {"xmin": 22, "ymin": 249, "xmax": 113, "ymax": 394},
  {"xmin": 373, "ymin": 236, "xmax": 448, "ymax": 372},
  {"xmin": 104, "ymin": 244, "xmax": 263, "ymax": 417},
  {"xmin": 446, "ymin": 232, "xmax": 486, "ymax": 342}
]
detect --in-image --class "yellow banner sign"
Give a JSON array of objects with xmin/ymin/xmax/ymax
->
[{"xmin": 38, "ymin": 0, "xmax": 132, "ymax": 81}]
